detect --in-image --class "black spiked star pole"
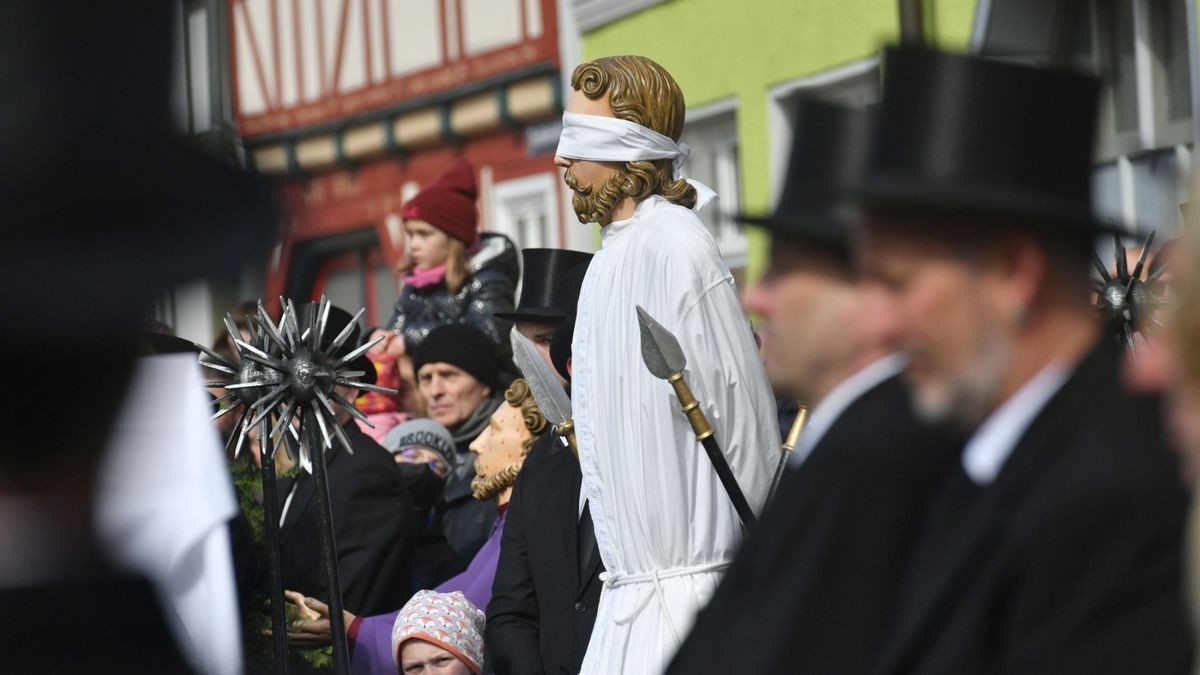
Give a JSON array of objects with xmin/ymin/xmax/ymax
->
[
  {"xmin": 200, "ymin": 295, "xmax": 394, "ymax": 675},
  {"xmin": 1095, "ymin": 230, "xmax": 1163, "ymax": 351}
]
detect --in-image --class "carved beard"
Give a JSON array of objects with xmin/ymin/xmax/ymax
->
[
  {"xmin": 564, "ymin": 166, "xmax": 631, "ymax": 226},
  {"xmin": 470, "ymin": 462, "xmax": 521, "ymax": 501}
]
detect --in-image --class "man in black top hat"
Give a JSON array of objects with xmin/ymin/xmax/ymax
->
[
  {"xmin": 667, "ymin": 98, "xmax": 958, "ymax": 675},
  {"xmin": 0, "ymin": 2, "xmax": 277, "ymax": 671},
  {"xmin": 486, "ymin": 250, "xmax": 606, "ymax": 675},
  {"xmin": 855, "ymin": 47, "xmax": 1191, "ymax": 673},
  {"xmin": 275, "ymin": 305, "xmax": 417, "ymax": 618},
  {"xmin": 495, "ymin": 248, "xmax": 593, "ymax": 383}
]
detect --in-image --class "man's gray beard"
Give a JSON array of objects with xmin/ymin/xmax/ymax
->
[{"xmin": 911, "ymin": 331, "xmax": 1011, "ymax": 430}]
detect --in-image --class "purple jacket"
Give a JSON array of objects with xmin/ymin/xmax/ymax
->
[{"xmin": 351, "ymin": 508, "xmax": 507, "ymax": 675}]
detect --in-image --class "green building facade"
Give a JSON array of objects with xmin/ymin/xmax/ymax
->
[{"xmin": 575, "ymin": 0, "xmax": 980, "ymax": 280}]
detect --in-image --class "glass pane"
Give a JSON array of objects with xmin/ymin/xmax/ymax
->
[
  {"xmin": 1109, "ymin": 0, "xmax": 1139, "ymax": 133},
  {"xmin": 187, "ymin": 4, "xmax": 211, "ymax": 132},
  {"xmin": 1155, "ymin": 0, "xmax": 1193, "ymax": 121}
]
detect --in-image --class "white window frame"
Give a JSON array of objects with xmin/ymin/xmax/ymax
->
[
  {"xmin": 766, "ymin": 57, "xmax": 880, "ymax": 206},
  {"xmin": 680, "ymin": 98, "xmax": 746, "ymax": 269},
  {"xmin": 573, "ymin": 0, "xmax": 667, "ymax": 32},
  {"xmin": 491, "ymin": 171, "xmax": 561, "ymax": 249}
]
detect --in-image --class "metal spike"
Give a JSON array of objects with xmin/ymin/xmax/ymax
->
[
  {"xmin": 225, "ymin": 380, "xmax": 272, "ymax": 390},
  {"xmin": 224, "ymin": 314, "xmax": 244, "ymax": 347},
  {"xmin": 325, "ymin": 308, "xmax": 366, "ymax": 358},
  {"xmin": 281, "ymin": 299, "xmax": 301, "ymax": 348},
  {"xmin": 199, "ymin": 360, "xmax": 237, "ymax": 375},
  {"xmin": 195, "ymin": 342, "xmax": 236, "ymax": 369},
  {"xmin": 205, "ymin": 380, "xmax": 235, "ymax": 388},
  {"xmin": 334, "ymin": 369, "xmax": 367, "ymax": 379},
  {"xmin": 1147, "ymin": 263, "xmax": 1169, "ymax": 285},
  {"xmin": 247, "ymin": 384, "xmax": 289, "ymax": 429},
  {"xmin": 270, "ymin": 425, "xmax": 290, "ymax": 461},
  {"xmin": 315, "ymin": 295, "xmax": 331, "ymax": 352},
  {"xmin": 210, "ymin": 391, "xmax": 238, "ymax": 409},
  {"xmin": 315, "ymin": 389, "xmax": 356, "ymax": 455},
  {"xmin": 1113, "ymin": 232, "xmax": 1128, "ymax": 280},
  {"xmin": 312, "ymin": 406, "xmax": 334, "ymax": 449},
  {"xmin": 329, "ymin": 390, "xmax": 373, "ymax": 427},
  {"xmin": 335, "ymin": 335, "xmax": 384, "ymax": 368},
  {"xmin": 305, "ymin": 302, "xmax": 318, "ymax": 352},
  {"xmin": 270, "ymin": 399, "xmax": 298, "ymax": 444},
  {"xmin": 237, "ymin": 348, "xmax": 290, "ymax": 374},
  {"xmin": 233, "ymin": 414, "xmax": 253, "ymax": 459},
  {"xmin": 223, "ymin": 408, "xmax": 247, "ymax": 458},
  {"xmin": 257, "ymin": 302, "xmax": 288, "ymax": 352},
  {"xmin": 334, "ymin": 380, "xmax": 399, "ymax": 394},
  {"xmin": 234, "ymin": 338, "xmax": 284, "ymax": 367},
  {"xmin": 1125, "ymin": 230, "xmax": 1156, "ymax": 295},
  {"xmin": 1091, "ymin": 251, "xmax": 1112, "ymax": 283},
  {"xmin": 211, "ymin": 399, "xmax": 243, "ymax": 421},
  {"xmin": 280, "ymin": 422, "xmax": 299, "ymax": 462}
]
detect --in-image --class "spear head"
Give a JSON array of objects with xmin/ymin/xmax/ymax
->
[
  {"xmin": 636, "ymin": 305, "xmax": 687, "ymax": 379},
  {"xmin": 510, "ymin": 328, "xmax": 572, "ymax": 426}
]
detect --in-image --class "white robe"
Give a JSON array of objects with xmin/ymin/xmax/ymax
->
[
  {"xmin": 573, "ymin": 195, "xmax": 777, "ymax": 674},
  {"xmin": 96, "ymin": 354, "xmax": 243, "ymax": 675}
]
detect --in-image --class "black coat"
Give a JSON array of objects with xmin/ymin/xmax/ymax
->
[
  {"xmin": 273, "ymin": 422, "xmax": 417, "ymax": 617},
  {"xmin": 486, "ymin": 433, "xmax": 604, "ymax": 675},
  {"xmin": 875, "ymin": 340, "xmax": 1193, "ymax": 674},
  {"xmin": 668, "ymin": 374, "xmax": 957, "ymax": 675},
  {"xmin": 1, "ymin": 570, "xmax": 194, "ymax": 674}
]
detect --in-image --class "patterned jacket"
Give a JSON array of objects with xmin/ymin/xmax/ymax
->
[{"xmin": 388, "ymin": 232, "xmax": 519, "ymax": 352}]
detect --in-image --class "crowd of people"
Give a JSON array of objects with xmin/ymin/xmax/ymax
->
[{"xmin": 6, "ymin": 5, "xmax": 1200, "ymax": 674}]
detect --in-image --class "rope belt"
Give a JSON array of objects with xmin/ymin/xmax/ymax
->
[{"xmin": 600, "ymin": 561, "xmax": 731, "ymax": 647}]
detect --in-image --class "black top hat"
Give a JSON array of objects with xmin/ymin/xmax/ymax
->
[
  {"xmin": 3, "ymin": 2, "xmax": 277, "ymax": 341},
  {"xmin": 494, "ymin": 249, "xmax": 593, "ymax": 322},
  {"xmin": 857, "ymin": 47, "xmax": 1105, "ymax": 231},
  {"xmin": 298, "ymin": 303, "xmax": 377, "ymax": 386},
  {"xmin": 736, "ymin": 97, "xmax": 872, "ymax": 258}
]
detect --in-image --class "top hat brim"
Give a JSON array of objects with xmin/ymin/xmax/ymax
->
[
  {"xmin": 855, "ymin": 177, "xmax": 1135, "ymax": 236},
  {"xmin": 141, "ymin": 332, "xmax": 203, "ymax": 357},
  {"xmin": 733, "ymin": 210, "xmax": 852, "ymax": 258},
  {"xmin": 493, "ymin": 307, "xmax": 569, "ymax": 323}
]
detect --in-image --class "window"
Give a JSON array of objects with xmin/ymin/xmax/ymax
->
[
  {"xmin": 573, "ymin": 0, "xmax": 667, "ymax": 32},
  {"xmin": 491, "ymin": 172, "xmax": 560, "ymax": 249},
  {"xmin": 680, "ymin": 102, "xmax": 746, "ymax": 270},
  {"xmin": 976, "ymin": 0, "xmax": 1195, "ymax": 235},
  {"xmin": 171, "ymin": 0, "xmax": 237, "ymax": 159},
  {"xmin": 766, "ymin": 58, "xmax": 880, "ymax": 221}
]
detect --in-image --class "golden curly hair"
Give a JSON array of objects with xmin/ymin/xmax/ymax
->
[
  {"xmin": 504, "ymin": 378, "xmax": 549, "ymax": 455},
  {"xmin": 568, "ymin": 56, "xmax": 697, "ymax": 216}
]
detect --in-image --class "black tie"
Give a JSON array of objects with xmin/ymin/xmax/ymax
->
[{"xmin": 577, "ymin": 500, "xmax": 597, "ymax": 581}]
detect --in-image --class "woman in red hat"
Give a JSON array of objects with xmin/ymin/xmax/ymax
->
[{"xmin": 381, "ymin": 158, "xmax": 519, "ymax": 361}]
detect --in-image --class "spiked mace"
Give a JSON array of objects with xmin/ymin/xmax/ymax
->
[
  {"xmin": 510, "ymin": 328, "xmax": 579, "ymax": 457},
  {"xmin": 202, "ymin": 295, "xmax": 394, "ymax": 675},
  {"xmin": 1094, "ymin": 229, "xmax": 1167, "ymax": 351},
  {"xmin": 635, "ymin": 306, "xmax": 757, "ymax": 531}
]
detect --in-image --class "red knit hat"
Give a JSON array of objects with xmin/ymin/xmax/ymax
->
[{"xmin": 401, "ymin": 158, "xmax": 479, "ymax": 245}]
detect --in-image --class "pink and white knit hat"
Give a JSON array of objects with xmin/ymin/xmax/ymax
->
[{"xmin": 391, "ymin": 590, "xmax": 486, "ymax": 674}]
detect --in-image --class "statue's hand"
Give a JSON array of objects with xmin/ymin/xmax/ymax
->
[{"xmin": 282, "ymin": 590, "xmax": 352, "ymax": 649}]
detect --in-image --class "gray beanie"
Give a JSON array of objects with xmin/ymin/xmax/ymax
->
[{"xmin": 382, "ymin": 418, "xmax": 457, "ymax": 471}]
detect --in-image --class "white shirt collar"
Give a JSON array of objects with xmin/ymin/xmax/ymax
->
[
  {"xmin": 789, "ymin": 354, "xmax": 907, "ymax": 466},
  {"xmin": 600, "ymin": 196, "xmax": 663, "ymax": 244},
  {"xmin": 961, "ymin": 361, "xmax": 1071, "ymax": 485}
]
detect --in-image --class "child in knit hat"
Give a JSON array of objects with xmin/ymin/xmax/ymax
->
[
  {"xmin": 384, "ymin": 158, "xmax": 519, "ymax": 358},
  {"xmin": 391, "ymin": 590, "xmax": 485, "ymax": 674}
]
